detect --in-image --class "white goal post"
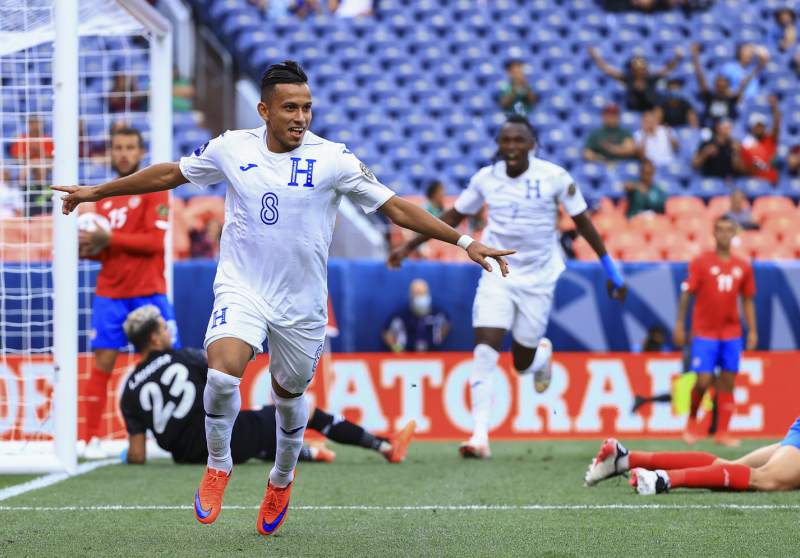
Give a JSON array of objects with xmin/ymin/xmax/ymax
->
[{"xmin": 0, "ymin": 0, "xmax": 172, "ymax": 474}]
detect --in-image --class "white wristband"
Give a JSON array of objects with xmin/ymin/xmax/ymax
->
[{"xmin": 457, "ymin": 235, "xmax": 475, "ymax": 251}]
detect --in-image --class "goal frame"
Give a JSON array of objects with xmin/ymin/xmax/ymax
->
[{"xmin": 0, "ymin": 0, "xmax": 173, "ymax": 474}]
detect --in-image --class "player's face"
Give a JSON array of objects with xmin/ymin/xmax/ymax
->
[
  {"xmin": 714, "ymin": 219, "xmax": 737, "ymax": 250},
  {"xmin": 497, "ymin": 123, "xmax": 535, "ymax": 177},
  {"xmin": 110, "ymin": 134, "xmax": 144, "ymax": 177},
  {"xmin": 151, "ymin": 317, "xmax": 173, "ymax": 351},
  {"xmin": 258, "ymin": 83, "xmax": 313, "ymax": 152}
]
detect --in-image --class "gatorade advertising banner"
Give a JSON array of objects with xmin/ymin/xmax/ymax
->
[{"xmin": 0, "ymin": 352, "xmax": 796, "ymax": 441}]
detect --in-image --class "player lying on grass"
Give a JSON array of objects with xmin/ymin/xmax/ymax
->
[
  {"xmin": 584, "ymin": 421, "xmax": 800, "ymax": 495},
  {"xmin": 120, "ymin": 305, "xmax": 415, "ymax": 467}
]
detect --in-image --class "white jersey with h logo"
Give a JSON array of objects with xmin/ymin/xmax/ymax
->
[
  {"xmin": 454, "ymin": 157, "xmax": 587, "ymax": 347},
  {"xmin": 178, "ymin": 127, "xmax": 394, "ymax": 391}
]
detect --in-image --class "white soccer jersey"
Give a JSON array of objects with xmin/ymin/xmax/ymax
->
[
  {"xmin": 454, "ymin": 156, "xmax": 587, "ymax": 283},
  {"xmin": 179, "ymin": 127, "xmax": 395, "ymax": 328}
]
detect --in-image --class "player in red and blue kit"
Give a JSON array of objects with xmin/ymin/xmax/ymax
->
[
  {"xmin": 673, "ymin": 215, "xmax": 757, "ymax": 448},
  {"xmin": 78, "ymin": 127, "xmax": 180, "ymax": 457}
]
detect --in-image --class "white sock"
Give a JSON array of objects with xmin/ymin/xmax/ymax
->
[
  {"xmin": 269, "ymin": 391, "xmax": 309, "ymax": 488},
  {"xmin": 469, "ymin": 344, "xmax": 498, "ymax": 446},
  {"xmin": 204, "ymin": 368, "xmax": 241, "ymax": 474},
  {"xmin": 518, "ymin": 338, "xmax": 553, "ymax": 375}
]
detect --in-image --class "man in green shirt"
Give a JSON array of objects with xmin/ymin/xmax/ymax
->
[
  {"xmin": 498, "ymin": 59, "xmax": 538, "ymax": 117},
  {"xmin": 624, "ymin": 159, "xmax": 667, "ymax": 218},
  {"xmin": 584, "ymin": 103, "xmax": 638, "ymax": 162}
]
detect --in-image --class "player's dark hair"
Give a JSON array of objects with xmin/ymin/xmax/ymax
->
[
  {"xmin": 715, "ymin": 214, "xmax": 737, "ymax": 227},
  {"xmin": 260, "ymin": 60, "xmax": 308, "ymax": 101},
  {"xmin": 110, "ymin": 126, "xmax": 144, "ymax": 148},
  {"xmin": 127, "ymin": 316, "xmax": 161, "ymax": 353},
  {"xmin": 501, "ymin": 114, "xmax": 538, "ymax": 143}
]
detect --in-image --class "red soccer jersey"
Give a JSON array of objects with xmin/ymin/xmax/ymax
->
[
  {"xmin": 684, "ymin": 251, "xmax": 756, "ymax": 340},
  {"xmin": 94, "ymin": 191, "xmax": 169, "ymax": 298}
]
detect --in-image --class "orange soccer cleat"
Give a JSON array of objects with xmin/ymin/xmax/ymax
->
[
  {"xmin": 194, "ymin": 467, "xmax": 232, "ymax": 525},
  {"xmin": 257, "ymin": 475, "xmax": 295, "ymax": 536},
  {"xmin": 382, "ymin": 420, "xmax": 417, "ymax": 463},
  {"xmin": 308, "ymin": 441, "xmax": 337, "ymax": 463}
]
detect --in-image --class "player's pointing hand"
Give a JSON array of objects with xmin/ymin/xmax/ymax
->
[
  {"xmin": 51, "ymin": 185, "xmax": 99, "ymax": 215},
  {"xmin": 467, "ymin": 242, "xmax": 515, "ymax": 277}
]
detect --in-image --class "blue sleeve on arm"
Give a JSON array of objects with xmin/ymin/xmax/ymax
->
[{"xmin": 600, "ymin": 254, "xmax": 624, "ymax": 288}]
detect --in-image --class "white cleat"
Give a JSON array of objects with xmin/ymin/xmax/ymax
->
[
  {"xmin": 83, "ymin": 437, "xmax": 107, "ymax": 460},
  {"xmin": 458, "ymin": 441, "xmax": 491, "ymax": 459},
  {"xmin": 585, "ymin": 438, "xmax": 629, "ymax": 486},
  {"xmin": 629, "ymin": 468, "xmax": 670, "ymax": 496},
  {"xmin": 533, "ymin": 338, "xmax": 553, "ymax": 393}
]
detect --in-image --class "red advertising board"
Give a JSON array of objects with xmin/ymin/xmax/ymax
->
[{"xmin": 0, "ymin": 352, "xmax": 796, "ymax": 441}]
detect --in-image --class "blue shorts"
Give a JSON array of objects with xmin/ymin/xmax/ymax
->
[
  {"xmin": 780, "ymin": 417, "xmax": 800, "ymax": 450},
  {"xmin": 91, "ymin": 294, "xmax": 181, "ymax": 351},
  {"xmin": 690, "ymin": 336, "xmax": 742, "ymax": 374}
]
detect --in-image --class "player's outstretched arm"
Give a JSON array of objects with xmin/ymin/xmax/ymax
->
[
  {"xmin": 380, "ymin": 196, "xmax": 514, "ymax": 276},
  {"xmin": 572, "ymin": 211, "xmax": 626, "ymax": 302},
  {"xmin": 387, "ymin": 207, "xmax": 467, "ymax": 267},
  {"xmin": 52, "ymin": 162, "xmax": 188, "ymax": 215}
]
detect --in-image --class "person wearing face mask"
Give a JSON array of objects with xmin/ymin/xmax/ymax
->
[{"xmin": 383, "ymin": 279, "xmax": 450, "ymax": 353}]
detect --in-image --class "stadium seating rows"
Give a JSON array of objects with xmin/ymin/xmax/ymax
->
[{"xmin": 187, "ymin": 0, "xmax": 800, "ymax": 199}]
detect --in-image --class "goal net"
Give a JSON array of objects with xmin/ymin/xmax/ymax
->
[{"xmin": 0, "ymin": 0, "xmax": 172, "ymax": 473}]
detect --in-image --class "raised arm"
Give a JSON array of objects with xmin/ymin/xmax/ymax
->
[
  {"xmin": 571, "ymin": 211, "xmax": 626, "ymax": 301},
  {"xmin": 588, "ymin": 47, "xmax": 625, "ymax": 81},
  {"xmin": 380, "ymin": 196, "xmax": 513, "ymax": 275},
  {"xmin": 691, "ymin": 43, "xmax": 710, "ymax": 94},
  {"xmin": 733, "ymin": 57, "xmax": 766, "ymax": 100},
  {"xmin": 52, "ymin": 162, "xmax": 187, "ymax": 214},
  {"xmin": 654, "ymin": 47, "xmax": 683, "ymax": 78}
]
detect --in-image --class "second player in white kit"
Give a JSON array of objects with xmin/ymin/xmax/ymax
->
[
  {"xmin": 391, "ymin": 115, "xmax": 627, "ymax": 458},
  {"xmin": 54, "ymin": 61, "xmax": 514, "ymax": 536}
]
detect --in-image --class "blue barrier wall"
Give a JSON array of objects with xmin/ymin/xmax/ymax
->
[{"xmin": 2, "ymin": 260, "xmax": 799, "ymax": 352}]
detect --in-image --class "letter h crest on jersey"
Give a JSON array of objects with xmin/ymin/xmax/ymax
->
[
  {"xmin": 288, "ymin": 157, "xmax": 316, "ymax": 188},
  {"xmin": 211, "ymin": 307, "xmax": 228, "ymax": 329}
]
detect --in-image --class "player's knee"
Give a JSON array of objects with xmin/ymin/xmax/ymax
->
[
  {"xmin": 695, "ymin": 374, "xmax": 714, "ymax": 390},
  {"xmin": 750, "ymin": 469, "xmax": 791, "ymax": 492}
]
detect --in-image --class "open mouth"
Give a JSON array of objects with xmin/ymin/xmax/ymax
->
[{"xmin": 288, "ymin": 127, "xmax": 305, "ymax": 140}]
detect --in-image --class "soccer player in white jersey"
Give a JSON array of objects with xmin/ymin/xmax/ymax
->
[
  {"xmin": 54, "ymin": 61, "xmax": 513, "ymax": 536},
  {"xmin": 390, "ymin": 115, "xmax": 627, "ymax": 459}
]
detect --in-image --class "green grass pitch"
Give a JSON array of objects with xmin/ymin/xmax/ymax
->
[{"xmin": 1, "ymin": 439, "xmax": 797, "ymax": 557}]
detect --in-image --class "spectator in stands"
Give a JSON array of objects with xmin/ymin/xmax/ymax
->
[
  {"xmin": 588, "ymin": 47, "xmax": 682, "ymax": 112},
  {"xmin": 172, "ymin": 67, "xmax": 194, "ymax": 113},
  {"xmin": 774, "ymin": 8, "xmax": 797, "ymax": 52},
  {"xmin": 583, "ymin": 103, "xmax": 638, "ymax": 162},
  {"xmin": 19, "ymin": 164, "xmax": 52, "ymax": 217},
  {"xmin": 624, "ymin": 159, "xmax": 667, "ymax": 218},
  {"xmin": 721, "ymin": 44, "xmax": 769, "ymax": 101},
  {"xmin": 692, "ymin": 119, "xmax": 742, "ymax": 179},
  {"xmin": 642, "ymin": 325, "xmax": 669, "ymax": 352},
  {"xmin": 692, "ymin": 43, "xmax": 765, "ymax": 129},
  {"xmin": 9, "ymin": 117, "xmax": 54, "ymax": 161},
  {"xmin": 383, "ymin": 279, "xmax": 449, "ymax": 353},
  {"xmin": 190, "ymin": 219, "xmax": 222, "ymax": 259},
  {"xmin": 108, "ymin": 73, "xmax": 148, "ymax": 113},
  {"xmin": 78, "ymin": 120, "xmax": 105, "ymax": 160},
  {"xmin": 329, "ymin": 0, "xmax": 373, "ymax": 17},
  {"xmin": 424, "ymin": 180, "xmax": 446, "ymax": 218},
  {"xmin": 294, "ymin": 0, "xmax": 323, "ymax": 18},
  {"xmin": 498, "ymin": 59, "xmax": 538, "ymax": 117},
  {"xmin": 740, "ymin": 95, "xmax": 781, "ymax": 185},
  {"xmin": 723, "ymin": 189, "xmax": 759, "ymax": 231},
  {"xmin": 788, "ymin": 145, "xmax": 800, "ymax": 176},
  {"xmin": 0, "ymin": 169, "xmax": 23, "ymax": 218},
  {"xmin": 634, "ymin": 108, "xmax": 679, "ymax": 168},
  {"xmin": 658, "ymin": 78, "xmax": 699, "ymax": 128}
]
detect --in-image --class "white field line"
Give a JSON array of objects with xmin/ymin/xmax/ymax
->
[
  {"xmin": 0, "ymin": 459, "xmax": 118, "ymax": 503},
  {"xmin": 0, "ymin": 503, "xmax": 799, "ymax": 512}
]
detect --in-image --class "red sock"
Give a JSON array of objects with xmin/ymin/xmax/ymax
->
[
  {"xmin": 629, "ymin": 451, "xmax": 717, "ymax": 470},
  {"xmin": 688, "ymin": 386, "xmax": 704, "ymax": 421},
  {"xmin": 85, "ymin": 368, "xmax": 110, "ymax": 440},
  {"xmin": 667, "ymin": 463, "xmax": 751, "ymax": 491},
  {"xmin": 716, "ymin": 391, "xmax": 735, "ymax": 436}
]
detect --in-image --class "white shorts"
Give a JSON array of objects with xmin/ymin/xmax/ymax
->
[
  {"xmin": 204, "ymin": 290, "xmax": 326, "ymax": 394},
  {"xmin": 471, "ymin": 270, "xmax": 556, "ymax": 348}
]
